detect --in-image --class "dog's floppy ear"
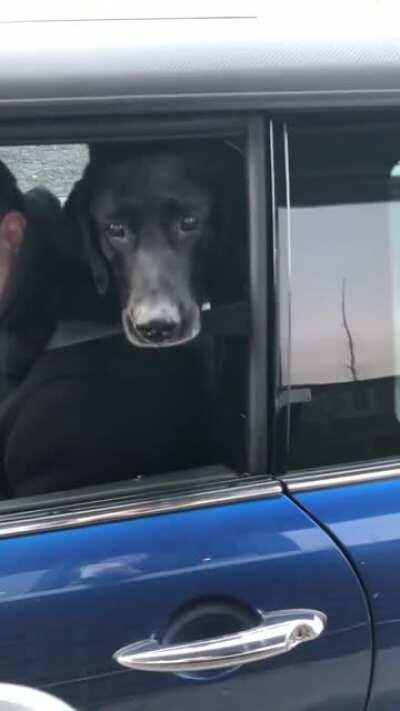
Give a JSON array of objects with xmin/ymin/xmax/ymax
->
[{"xmin": 64, "ymin": 177, "xmax": 109, "ymax": 295}]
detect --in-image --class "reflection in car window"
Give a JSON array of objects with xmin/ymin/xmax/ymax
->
[{"xmin": 279, "ymin": 122, "xmax": 400, "ymax": 471}]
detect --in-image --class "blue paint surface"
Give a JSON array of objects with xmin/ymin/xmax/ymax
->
[
  {"xmin": 296, "ymin": 479, "xmax": 400, "ymax": 711},
  {"xmin": 0, "ymin": 495, "xmax": 371, "ymax": 710}
]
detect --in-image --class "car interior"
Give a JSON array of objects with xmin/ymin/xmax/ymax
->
[{"xmin": 0, "ymin": 124, "xmax": 259, "ymax": 504}]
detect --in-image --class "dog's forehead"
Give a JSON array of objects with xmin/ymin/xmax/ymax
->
[
  {"xmin": 100, "ymin": 152, "xmax": 211, "ymax": 198},
  {"xmin": 145, "ymin": 153, "xmax": 186, "ymax": 181}
]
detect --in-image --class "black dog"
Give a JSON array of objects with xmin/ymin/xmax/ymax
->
[
  {"xmin": 65, "ymin": 139, "xmax": 245, "ymax": 348},
  {"xmin": 0, "ymin": 141, "xmax": 245, "ymax": 497}
]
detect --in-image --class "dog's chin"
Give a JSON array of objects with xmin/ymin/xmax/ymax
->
[{"xmin": 121, "ymin": 309, "xmax": 201, "ymax": 349}]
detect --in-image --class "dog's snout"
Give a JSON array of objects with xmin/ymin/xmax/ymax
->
[
  {"xmin": 122, "ymin": 303, "xmax": 200, "ymax": 347},
  {"xmin": 136, "ymin": 318, "xmax": 180, "ymax": 343},
  {"xmin": 122, "ymin": 300, "xmax": 185, "ymax": 347}
]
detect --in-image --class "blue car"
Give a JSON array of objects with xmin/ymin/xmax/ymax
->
[{"xmin": 0, "ymin": 4, "xmax": 398, "ymax": 710}]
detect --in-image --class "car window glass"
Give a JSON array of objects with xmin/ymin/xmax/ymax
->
[{"xmin": 278, "ymin": 122, "xmax": 400, "ymax": 470}]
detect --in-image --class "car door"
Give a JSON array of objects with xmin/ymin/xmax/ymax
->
[
  {"xmin": 0, "ymin": 115, "xmax": 371, "ymax": 711},
  {"xmin": 0, "ymin": 476, "xmax": 371, "ymax": 711},
  {"xmin": 274, "ymin": 117, "xmax": 400, "ymax": 711}
]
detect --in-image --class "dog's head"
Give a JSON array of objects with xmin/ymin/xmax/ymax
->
[{"xmin": 65, "ymin": 140, "xmax": 244, "ymax": 348}]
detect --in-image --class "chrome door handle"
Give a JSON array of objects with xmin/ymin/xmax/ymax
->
[{"xmin": 113, "ymin": 608, "xmax": 327, "ymax": 673}]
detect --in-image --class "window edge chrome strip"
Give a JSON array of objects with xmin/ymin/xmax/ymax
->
[
  {"xmin": 0, "ymin": 478, "xmax": 282, "ymax": 539},
  {"xmin": 284, "ymin": 463, "xmax": 400, "ymax": 493}
]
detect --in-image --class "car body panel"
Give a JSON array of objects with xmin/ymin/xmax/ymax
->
[
  {"xmin": 1, "ymin": 8, "xmax": 400, "ymax": 117},
  {"xmin": 293, "ymin": 479, "xmax": 400, "ymax": 711},
  {"xmin": 0, "ymin": 494, "xmax": 370, "ymax": 710}
]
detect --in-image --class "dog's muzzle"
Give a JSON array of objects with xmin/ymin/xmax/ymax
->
[{"xmin": 122, "ymin": 300, "xmax": 201, "ymax": 348}]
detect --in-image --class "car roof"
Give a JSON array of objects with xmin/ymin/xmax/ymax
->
[
  {"xmin": 0, "ymin": 1, "xmax": 400, "ymax": 119},
  {"xmin": 0, "ymin": 0, "xmax": 257, "ymax": 23}
]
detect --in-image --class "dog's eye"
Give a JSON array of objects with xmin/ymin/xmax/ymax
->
[
  {"xmin": 179, "ymin": 216, "xmax": 198, "ymax": 232},
  {"xmin": 106, "ymin": 223, "xmax": 126, "ymax": 240}
]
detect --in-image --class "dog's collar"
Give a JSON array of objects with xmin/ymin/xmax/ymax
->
[{"xmin": 46, "ymin": 320, "xmax": 123, "ymax": 350}]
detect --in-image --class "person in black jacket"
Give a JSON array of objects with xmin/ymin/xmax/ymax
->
[{"xmin": 0, "ymin": 162, "xmax": 62, "ymax": 396}]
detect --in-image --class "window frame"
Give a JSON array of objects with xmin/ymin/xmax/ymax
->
[
  {"xmin": 0, "ymin": 112, "xmax": 273, "ymax": 532},
  {"xmin": 275, "ymin": 114, "xmax": 400, "ymax": 489}
]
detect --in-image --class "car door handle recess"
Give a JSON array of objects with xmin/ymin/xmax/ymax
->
[{"xmin": 113, "ymin": 608, "xmax": 327, "ymax": 673}]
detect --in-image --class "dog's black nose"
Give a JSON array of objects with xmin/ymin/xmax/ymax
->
[{"xmin": 136, "ymin": 319, "xmax": 180, "ymax": 343}]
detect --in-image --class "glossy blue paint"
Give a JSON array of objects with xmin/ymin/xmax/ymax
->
[
  {"xmin": 294, "ymin": 479, "xmax": 400, "ymax": 711},
  {"xmin": 0, "ymin": 495, "xmax": 371, "ymax": 710}
]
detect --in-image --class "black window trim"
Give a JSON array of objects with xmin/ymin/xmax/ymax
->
[{"xmin": 0, "ymin": 111, "xmax": 272, "ymax": 529}]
